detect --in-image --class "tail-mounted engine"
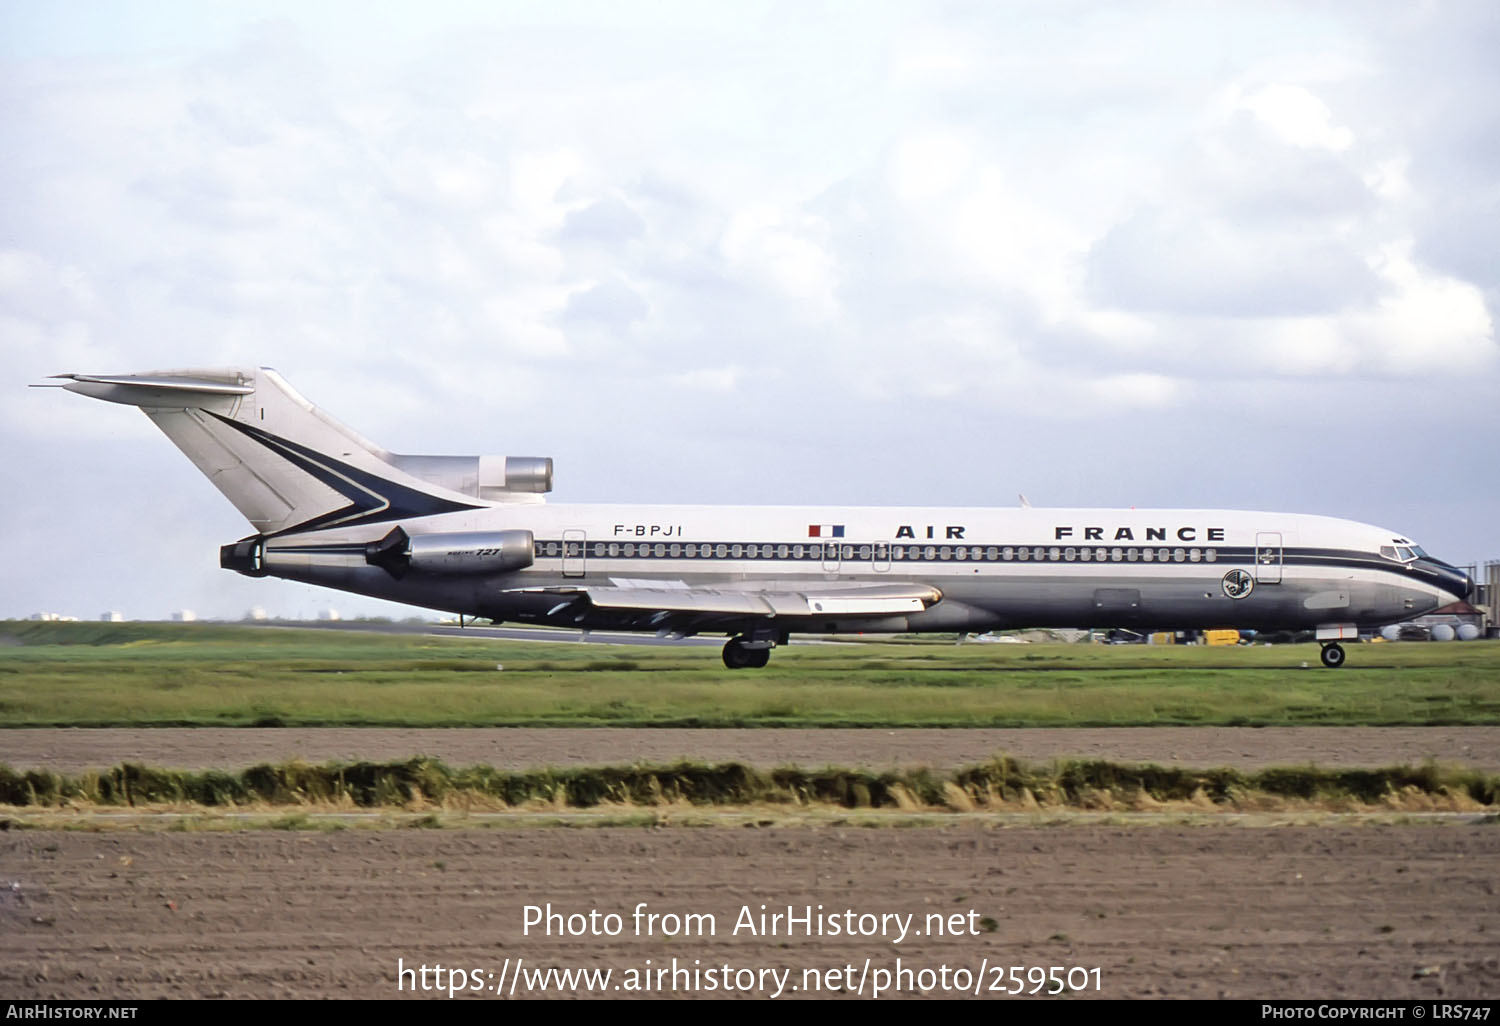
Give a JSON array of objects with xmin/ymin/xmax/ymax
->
[
  {"xmin": 386, "ymin": 455, "xmax": 552, "ymax": 497},
  {"xmin": 220, "ymin": 536, "xmax": 267, "ymax": 577},
  {"xmin": 365, "ymin": 525, "xmax": 535, "ymax": 579}
]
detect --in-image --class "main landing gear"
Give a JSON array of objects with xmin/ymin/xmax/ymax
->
[
  {"xmin": 1320, "ymin": 642, "xmax": 1346, "ymax": 668},
  {"xmin": 722, "ymin": 636, "xmax": 772, "ymax": 669}
]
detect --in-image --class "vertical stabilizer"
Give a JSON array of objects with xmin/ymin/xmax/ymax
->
[{"xmin": 46, "ymin": 368, "xmax": 481, "ymax": 535}]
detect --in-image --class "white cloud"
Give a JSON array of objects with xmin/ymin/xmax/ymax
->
[
  {"xmin": 720, "ymin": 205, "xmax": 839, "ymax": 320},
  {"xmin": 1231, "ymin": 83, "xmax": 1355, "ymax": 151},
  {"xmin": 1353, "ymin": 242, "xmax": 1496, "ymax": 371},
  {"xmin": 667, "ymin": 365, "xmax": 742, "ymax": 393}
]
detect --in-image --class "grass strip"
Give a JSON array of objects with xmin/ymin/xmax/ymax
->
[
  {"xmin": 4, "ymin": 622, "xmax": 1500, "ymax": 728},
  {"xmin": 2, "ymin": 756, "xmax": 1495, "ymax": 812}
]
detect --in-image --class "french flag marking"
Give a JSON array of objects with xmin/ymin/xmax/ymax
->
[{"xmin": 808, "ymin": 524, "xmax": 845, "ymax": 538}]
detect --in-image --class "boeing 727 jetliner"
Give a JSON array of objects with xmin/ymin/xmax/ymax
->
[{"xmin": 42, "ymin": 367, "xmax": 1472, "ymax": 668}]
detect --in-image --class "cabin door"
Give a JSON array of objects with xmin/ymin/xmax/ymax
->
[
  {"xmin": 1255, "ymin": 532, "xmax": 1283, "ymax": 584},
  {"xmin": 821, "ymin": 540, "xmax": 842, "ymax": 573},
  {"xmin": 562, "ymin": 529, "xmax": 587, "ymax": 578}
]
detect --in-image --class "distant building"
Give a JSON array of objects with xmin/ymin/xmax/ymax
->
[
  {"xmin": 171, "ymin": 610, "xmax": 197, "ymax": 622},
  {"xmin": 317, "ymin": 607, "xmax": 341, "ymax": 622},
  {"xmin": 244, "ymin": 607, "xmax": 269, "ymax": 621},
  {"xmin": 30, "ymin": 612, "xmax": 79, "ymax": 622},
  {"xmin": 100, "ymin": 612, "xmax": 124, "ymax": 622}
]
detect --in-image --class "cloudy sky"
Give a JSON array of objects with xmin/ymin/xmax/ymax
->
[{"xmin": 3, "ymin": 0, "xmax": 1496, "ymax": 620}]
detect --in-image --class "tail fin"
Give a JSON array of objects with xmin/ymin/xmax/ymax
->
[{"xmin": 44, "ymin": 367, "xmax": 482, "ymax": 535}]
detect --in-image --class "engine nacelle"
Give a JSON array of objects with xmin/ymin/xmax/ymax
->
[
  {"xmin": 366, "ymin": 526, "xmax": 534, "ymax": 579},
  {"xmin": 386, "ymin": 454, "xmax": 553, "ymax": 497}
]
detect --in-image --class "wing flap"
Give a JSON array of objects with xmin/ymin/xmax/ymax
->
[{"xmin": 510, "ymin": 582, "xmax": 941, "ymax": 618}]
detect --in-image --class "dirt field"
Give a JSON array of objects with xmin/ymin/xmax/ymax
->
[
  {"xmin": 6, "ymin": 725, "xmax": 1499, "ymax": 773},
  {"xmin": 4, "ymin": 728, "xmax": 1497, "ymax": 1001},
  {"xmin": 3, "ymin": 825, "xmax": 1496, "ymax": 1000}
]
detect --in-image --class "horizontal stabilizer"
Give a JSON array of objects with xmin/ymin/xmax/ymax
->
[
  {"xmin": 45, "ymin": 366, "xmax": 484, "ymax": 535},
  {"xmin": 40, "ymin": 372, "xmax": 254, "ymax": 407}
]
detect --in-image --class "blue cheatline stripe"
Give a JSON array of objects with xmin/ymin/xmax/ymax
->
[{"xmin": 207, "ymin": 413, "xmax": 479, "ymax": 535}]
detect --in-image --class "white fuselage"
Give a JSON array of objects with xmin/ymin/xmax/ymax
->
[{"xmin": 260, "ymin": 503, "xmax": 1467, "ymax": 636}]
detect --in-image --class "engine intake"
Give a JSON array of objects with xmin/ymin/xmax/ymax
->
[{"xmin": 365, "ymin": 526, "xmax": 535, "ymax": 579}]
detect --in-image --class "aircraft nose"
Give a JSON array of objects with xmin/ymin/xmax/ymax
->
[{"xmin": 1412, "ymin": 558, "xmax": 1472, "ymax": 602}]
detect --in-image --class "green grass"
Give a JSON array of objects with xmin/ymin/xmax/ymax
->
[{"xmin": 2, "ymin": 620, "xmax": 1499, "ymax": 728}]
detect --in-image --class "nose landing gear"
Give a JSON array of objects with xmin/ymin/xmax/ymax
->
[{"xmin": 1320, "ymin": 642, "xmax": 1346, "ymax": 668}]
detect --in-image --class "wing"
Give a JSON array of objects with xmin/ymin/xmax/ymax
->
[{"xmin": 503, "ymin": 579, "xmax": 942, "ymax": 633}]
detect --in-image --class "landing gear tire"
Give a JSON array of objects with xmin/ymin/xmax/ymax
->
[
  {"xmin": 1320, "ymin": 642, "xmax": 1346, "ymax": 668},
  {"xmin": 722, "ymin": 638, "xmax": 771, "ymax": 669}
]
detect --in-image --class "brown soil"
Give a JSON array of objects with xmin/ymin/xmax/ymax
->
[
  {"xmin": 5, "ymin": 726, "xmax": 1498, "ymax": 773},
  {"xmin": 3, "ymin": 826, "xmax": 1496, "ymax": 1000},
  {"xmin": 4, "ymin": 729, "xmax": 1497, "ymax": 1001}
]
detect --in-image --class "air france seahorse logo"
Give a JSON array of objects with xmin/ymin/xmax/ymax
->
[{"xmin": 1222, "ymin": 569, "xmax": 1255, "ymax": 599}]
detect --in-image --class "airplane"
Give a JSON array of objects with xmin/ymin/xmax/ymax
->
[{"xmin": 39, "ymin": 367, "xmax": 1474, "ymax": 669}]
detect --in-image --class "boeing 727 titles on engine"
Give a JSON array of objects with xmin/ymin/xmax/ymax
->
[{"xmin": 40, "ymin": 368, "xmax": 1473, "ymax": 668}]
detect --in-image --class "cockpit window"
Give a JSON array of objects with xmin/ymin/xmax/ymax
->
[
  {"xmin": 1380, "ymin": 546, "xmax": 1398, "ymax": 560},
  {"xmin": 1410, "ymin": 545, "xmax": 1428, "ymax": 558},
  {"xmin": 1396, "ymin": 546, "xmax": 1416, "ymax": 561}
]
